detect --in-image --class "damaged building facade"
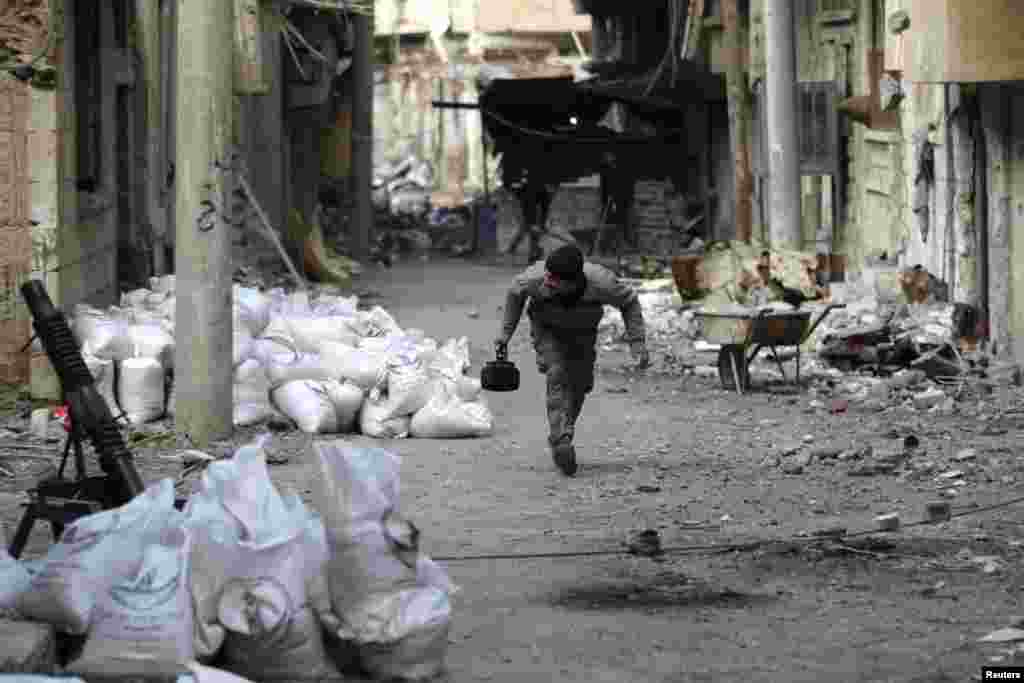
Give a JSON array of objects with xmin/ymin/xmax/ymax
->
[
  {"xmin": 572, "ymin": 0, "xmax": 1024, "ymax": 360},
  {"xmin": 0, "ymin": 0, "xmax": 357, "ymax": 391}
]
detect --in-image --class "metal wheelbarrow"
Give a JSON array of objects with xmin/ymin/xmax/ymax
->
[{"xmin": 694, "ymin": 303, "xmax": 846, "ymax": 394}]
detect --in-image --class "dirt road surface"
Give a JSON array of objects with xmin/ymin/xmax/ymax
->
[{"xmin": 3, "ymin": 255, "xmax": 1023, "ymax": 682}]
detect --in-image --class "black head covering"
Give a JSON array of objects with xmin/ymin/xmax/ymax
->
[{"xmin": 545, "ymin": 245, "xmax": 584, "ymax": 281}]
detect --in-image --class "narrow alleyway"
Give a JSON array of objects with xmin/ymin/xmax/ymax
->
[
  {"xmin": 277, "ymin": 257, "xmax": 1024, "ymax": 681},
  {"xmin": 1, "ymin": 255, "xmax": 1022, "ymax": 681}
]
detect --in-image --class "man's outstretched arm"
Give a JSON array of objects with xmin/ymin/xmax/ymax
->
[{"xmin": 497, "ymin": 263, "xmax": 544, "ymax": 345}]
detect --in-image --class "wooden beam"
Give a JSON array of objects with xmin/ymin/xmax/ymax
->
[{"xmin": 234, "ymin": 0, "xmax": 268, "ymax": 95}]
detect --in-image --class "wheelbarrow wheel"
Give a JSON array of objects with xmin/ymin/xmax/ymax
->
[{"xmin": 717, "ymin": 345, "xmax": 750, "ymax": 393}]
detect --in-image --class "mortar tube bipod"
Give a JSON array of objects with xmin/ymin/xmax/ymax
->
[{"xmin": 20, "ymin": 280, "xmax": 145, "ymax": 504}]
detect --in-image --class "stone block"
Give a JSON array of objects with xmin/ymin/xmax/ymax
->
[{"xmin": 0, "ymin": 619, "xmax": 58, "ymax": 674}]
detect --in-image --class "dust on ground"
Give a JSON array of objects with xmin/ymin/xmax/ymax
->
[{"xmin": 1, "ymin": 253, "xmax": 1022, "ymax": 682}]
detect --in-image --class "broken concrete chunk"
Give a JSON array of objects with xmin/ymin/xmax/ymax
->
[
  {"xmin": 979, "ymin": 627, "xmax": 1024, "ymax": 643},
  {"xmin": 913, "ymin": 388, "xmax": 946, "ymax": 410},
  {"xmin": 874, "ymin": 513, "xmax": 900, "ymax": 531}
]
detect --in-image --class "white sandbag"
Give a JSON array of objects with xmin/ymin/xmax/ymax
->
[
  {"xmin": 383, "ymin": 362, "xmax": 435, "ymax": 418},
  {"xmin": 233, "ymin": 285, "xmax": 271, "ymax": 337},
  {"xmin": 217, "ymin": 508, "xmax": 341, "ymax": 682},
  {"xmin": 0, "ymin": 524, "xmax": 30, "ymax": 609},
  {"xmin": 310, "ymin": 443, "xmax": 452, "ymax": 679},
  {"xmin": 185, "ymin": 439, "xmax": 316, "ymax": 661},
  {"xmin": 453, "ymin": 375, "xmax": 482, "ymax": 402},
  {"xmin": 284, "ymin": 315, "xmax": 362, "ymax": 352},
  {"xmin": 410, "ymin": 387, "xmax": 493, "ymax": 439},
  {"xmin": 18, "ymin": 479, "xmax": 179, "ymax": 634},
  {"xmin": 351, "ymin": 587, "xmax": 452, "ymax": 681},
  {"xmin": 149, "ymin": 274, "xmax": 175, "ymax": 294},
  {"xmin": 234, "ymin": 362, "xmax": 275, "ymax": 427},
  {"xmin": 269, "ymin": 379, "xmax": 352, "ymax": 434},
  {"xmin": 157, "ymin": 294, "xmax": 176, "ymax": 322},
  {"xmin": 312, "ymin": 294, "xmax": 358, "ymax": 317},
  {"xmin": 75, "ymin": 306, "xmax": 134, "ymax": 361},
  {"xmin": 144, "ymin": 290, "xmax": 171, "ymax": 311},
  {"xmin": 327, "ymin": 380, "xmax": 365, "ymax": 432},
  {"xmin": 321, "ymin": 341, "xmax": 389, "ymax": 389},
  {"xmin": 127, "ymin": 319, "xmax": 175, "ymax": 369},
  {"xmin": 266, "ymin": 352, "xmax": 339, "ymax": 385},
  {"xmin": 67, "ymin": 526, "xmax": 193, "ymax": 678},
  {"xmin": 428, "ymin": 336, "xmax": 471, "ymax": 380},
  {"xmin": 180, "ymin": 662, "xmax": 255, "ymax": 683},
  {"xmin": 118, "ymin": 357, "xmax": 166, "ymax": 424},
  {"xmin": 234, "ymin": 328, "xmax": 254, "ymax": 367},
  {"xmin": 121, "ymin": 288, "xmax": 152, "ymax": 309},
  {"xmin": 83, "ymin": 354, "xmax": 120, "ymax": 419},
  {"xmin": 359, "ymin": 397, "xmax": 411, "ymax": 439}
]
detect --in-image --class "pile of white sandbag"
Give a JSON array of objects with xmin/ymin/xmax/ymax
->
[
  {"xmin": 0, "ymin": 437, "xmax": 455, "ymax": 682},
  {"xmin": 249, "ymin": 289, "xmax": 494, "ymax": 438},
  {"xmin": 71, "ymin": 277, "xmax": 494, "ymax": 438}
]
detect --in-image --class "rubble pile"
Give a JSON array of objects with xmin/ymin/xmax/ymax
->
[
  {"xmin": 69, "ymin": 277, "xmax": 494, "ymax": 439},
  {"xmin": 0, "ymin": 439, "xmax": 454, "ymax": 682},
  {"xmin": 368, "ymin": 154, "xmax": 484, "ymax": 259},
  {"xmin": 598, "ymin": 278, "xmax": 701, "ymax": 355}
]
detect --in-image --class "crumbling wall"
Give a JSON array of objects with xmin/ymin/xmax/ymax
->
[
  {"xmin": 0, "ymin": 0, "xmax": 50, "ymax": 58},
  {"xmin": 0, "ymin": 77, "xmax": 32, "ymax": 384}
]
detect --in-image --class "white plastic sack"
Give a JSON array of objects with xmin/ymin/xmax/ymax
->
[
  {"xmin": 233, "ymin": 286, "xmax": 271, "ymax": 337},
  {"xmin": 269, "ymin": 379, "xmax": 361, "ymax": 434},
  {"xmin": 127, "ymin": 319, "xmax": 175, "ymax": 369},
  {"xmin": 84, "ymin": 354, "xmax": 120, "ymax": 420},
  {"xmin": 75, "ymin": 306, "xmax": 134, "ymax": 361},
  {"xmin": 310, "ymin": 443, "xmax": 452, "ymax": 679},
  {"xmin": 118, "ymin": 357, "xmax": 166, "ymax": 424},
  {"xmin": 0, "ymin": 524, "xmax": 30, "ymax": 609},
  {"xmin": 179, "ymin": 662, "xmax": 254, "ymax": 683},
  {"xmin": 359, "ymin": 397, "xmax": 411, "ymax": 439},
  {"xmin": 410, "ymin": 386, "xmax": 493, "ymax": 439},
  {"xmin": 279, "ymin": 315, "xmax": 362, "ymax": 353},
  {"xmin": 68, "ymin": 526, "xmax": 193, "ymax": 678},
  {"xmin": 453, "ymin": 375, "xmax": 483, "ymax": 402},
  {"xmin": 383, "ymin": 362, "xmax": 435, "ymax": 418},
  {"xmin": 18, "ymin": 479, "xmax": 179, "ymax": 634},
  {"xmin": 217, "ymin": 508, "xmax": 341, "ymax": 682},
  {"xmin": 234, "ymin": 360, "xmax": 275, "ymax": 427},
  {"xmin": 121, "ymin": 288, "xmax": 152, "ymax": 309},
  {"xmin": 321, "ymin": 341, "xmax": 389, "ymax": 389},
  {"xmin": 157, "ymin": 295, "xmax": 176, "ymax": 322},
  {"xmin": 234, "ymin": 328, "xmax": 254, "ymax": 368},
  {"xmin": 144, "ymin": 290, "xmax": 171, "ymax": 311},
  {"xmin": 429, "ymin": 336, "xmax": 471, "ymax": 380},
  {"xmin": 265, "ymin": 352, "xmax": 338, "ymax": 385},
  {"xmin": 312, "ymin": 294, "xmax": 359, "ymax": 317},
  {"xmin": 248, "ymin": 334, "xmax": 299, "ymax": 367}
]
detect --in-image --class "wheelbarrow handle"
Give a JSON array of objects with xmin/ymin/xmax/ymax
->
[{"xmin": 804, "ymin": 302, "xmax": 847, "ymax": 339}]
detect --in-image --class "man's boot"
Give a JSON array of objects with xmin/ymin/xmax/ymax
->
[{"xmin": 551, "ymin": 440, "xmax": 578, "ymax": 477}]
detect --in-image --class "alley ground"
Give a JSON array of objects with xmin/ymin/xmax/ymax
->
[{"xmin": 3, "ymin": 253, "xmax": 1024, "ymax": 682}]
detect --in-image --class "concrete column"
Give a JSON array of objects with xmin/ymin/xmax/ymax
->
[
  {"xmin": 980, "ymin": 84, "xmax": 1011, "ymax": 357},
  {"xmin": 174, "ymin": 0, "xmax": 235, "ymax": 445},
  {"xmin": 136, "ymin": 0, "xmax": 165, "ymax": 275},
  {"xmin": 763, "ymin": 0, "xmax": 802, "ymax": 250},
  {"xmin": 950, "ymin": 84, "xmax": 978, "ymax": 306},
  {"xmin": 350, "ymin": 11, "xmax": 374, "ymax": 263}
]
